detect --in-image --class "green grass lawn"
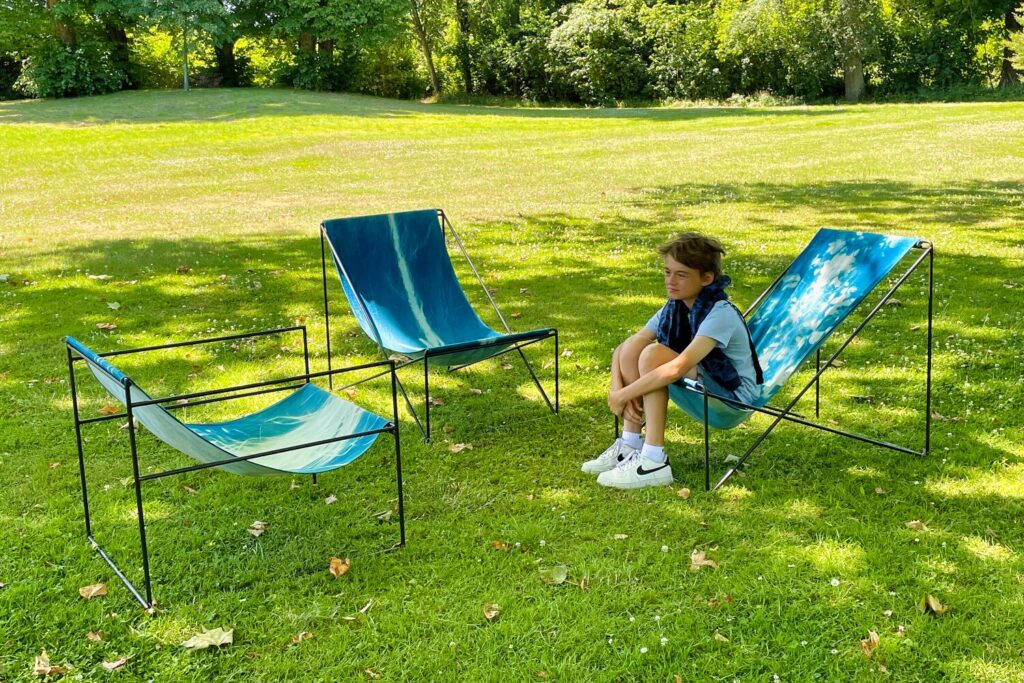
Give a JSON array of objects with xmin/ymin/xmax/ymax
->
[{"xmin": 1, "ymin": 88, "xmax": 1022, "ymax": 681}]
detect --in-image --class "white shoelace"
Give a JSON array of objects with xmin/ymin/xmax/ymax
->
[{"xmin": 614, "ymin": 449, "xmax": 640, "ymax": 471}]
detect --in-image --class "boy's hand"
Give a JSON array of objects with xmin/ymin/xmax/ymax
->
[
  {"xmin": 607, "ymin": 389, "xmax": 626, "ymax": 417},
  {"xmin": 623, "ymin": 398, "xmax": 644, "ymax": 424}
]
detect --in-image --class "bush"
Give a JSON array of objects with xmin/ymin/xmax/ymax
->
[
  {"xmin": 15, "ymin": 38, "xmax": 127, "ymax": 98},
  {"xmin": 546, "ymin": 0, "xmax": 651, "ymax": 104},
  {"xmin": 643, "ymin": 3, "xmax": 731, "ymax": 100},
  {"xmin": 0, "ymin": 53, "xmax": 21, "ymax": 100}
]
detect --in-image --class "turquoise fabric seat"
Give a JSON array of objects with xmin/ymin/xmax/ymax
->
[
  {"xmin": 322, "ymin": 209, "xmax": 554, "ymax": 366},
  {"xmin": 669, "ymin": 229, "xmax": 920, "ymax": 429},
  {"xmin": 66, "ymin": 336, "xmax": 388, "ymax": 475}
]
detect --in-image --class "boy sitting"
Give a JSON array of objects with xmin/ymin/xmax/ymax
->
[{"xmin": 582, "ymin": 232, "xmax": 763, "ymax": 489}]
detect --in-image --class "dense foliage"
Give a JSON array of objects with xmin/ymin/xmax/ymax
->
[{"xmin": 0, "ymin": 0, "xmax": 1021, "ymax": 102}]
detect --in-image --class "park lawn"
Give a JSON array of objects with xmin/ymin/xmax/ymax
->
[{"xmin": 0, "ymin": 88, "xmax": 1022, "ymax": 681}]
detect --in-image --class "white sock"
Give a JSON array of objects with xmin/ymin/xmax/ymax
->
[
  {"xmin": 640, "ymin": 444, "xmax": 666, "ymax": 463},
  {"xmin": 621, "ymin": 431, "xmax": 643, "ymax": 450}
]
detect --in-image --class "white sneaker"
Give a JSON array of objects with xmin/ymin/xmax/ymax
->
[
  {"xmin": 597, "ymin": 454, "xmax": 673, "ymax": 489},
  {"xmin": 581, "ymin": 438, "xmax": 638, "ymax": 475}
]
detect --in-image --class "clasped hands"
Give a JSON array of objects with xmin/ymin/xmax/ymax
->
[{"xmin": 607, "ymin": 388, "xmax": 644, "ymax": 423}]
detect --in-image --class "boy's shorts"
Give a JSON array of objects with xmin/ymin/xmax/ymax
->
[{"xmin": 695, "ymin": 368, "xmax": 741, "ymax": 402}]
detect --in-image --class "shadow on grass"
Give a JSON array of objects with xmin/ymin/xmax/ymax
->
[{"xmin": 0, "ymin": 88, "xmax": 849, "ymax": 126}]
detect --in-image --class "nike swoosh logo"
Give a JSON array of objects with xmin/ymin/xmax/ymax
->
[
  {"xmin": 616, "ymin": 453, "xmax": 625, "ymax": 462},
  {"xmin": 636, "ymin": 464, "xmax": 669, "ymax": 476}
]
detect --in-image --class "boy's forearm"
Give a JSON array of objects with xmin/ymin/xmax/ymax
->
[{"xmin": 618, "ymin": 356, "xmax": 694, "ymax": 403}]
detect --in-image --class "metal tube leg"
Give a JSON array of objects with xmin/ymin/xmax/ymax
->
[
  {"xmin": 815, "ymin": 349, "xmax": 821, "ymax": 418},
  {"xmin": 68, "ymin": 348, "xmax": 92, "ymax": 537},
  {"xmin": 312, "ymin": 473, "xmax": 318, "ymax": 487},
  {"xmin": 320, "ymin": 230, "xmax": 334, "ymax": 391},
  {"xmin": 703, "ymin": 387, "xmax": 711, "ymax": 492},
  {"xmin": 924, "ymin": 246, "xmax": 934, "ymax": 455},
  {"xmin": 391, "ymin": 365, "xmax": 406, "ymax": 547},
  {"xmin": 554, "ymin": 331, "xmax": 559, "ymax": 414},
  {"xmin": 423, "ymin": 356, "xmax": 431, "ymax": 443},
  {"xmin": 125, "ymin": 383, "xmax": 153, "ymax": 608}
]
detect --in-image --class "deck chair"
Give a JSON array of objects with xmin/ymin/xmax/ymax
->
[
  {"xmin": 320, "ymin": 209, "xmax": 559, "ymax": 440},
  {"xmin": 618, "ymin": 229, "xmax": 934, "ymax": 491},
  {"xmin": 65, "ymin": 326, "xmax": 404, "ymax": 609}
]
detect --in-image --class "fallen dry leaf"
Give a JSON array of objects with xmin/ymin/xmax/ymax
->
[
  {"xmin": 613, "ymin": 534, "xmax": 628, "ymax": 541},
  {"xmin": 102, "ymin": 657, "xmax": 127, "ymax": 671},
  {"xmin": 375, "ymin": 509, "xmax": 394, "ymax": 523},
  {"xmin": 483, "ymin": 602, "xmax": 500, "ymax": 621},
  {"xmin": 510, "ymin": 311, "xmax": 522, "ymax": 319},
  {"xmin": 49, "ymin": 462, "xmax": 60, "ymax": 469},
  {"xmin": 578, "ymin": 575, "xmax": 590, "ymax": 591},
  {"xmin": 99, "ymin": 404, "xmax": 120, "ymax": 416},
  {"xmin": 905, "ymin": 520, "xmax": 929, "ymax": 531},
  {"xmin": 182, "ymin": 627, "xmax": 233, "ymax": 650},
  {"xmin": 469, "ymin": 388, "xmax": 483, "ymax": 395},
  {"xmin": 539, "ymin": 565, "xmax": 569, "ymax": 585},
  {"xmin": 442, "ymin": 424, "xmax": 455, "ymax": 434},
  {"xmin": 182, "ymin": 485, "xmax": 197, "ymax": 495},
  {"xmin": 448, "ymin": 443, "xmax": 473, "ymax": 454},
  {"xmin": 560, "ymin": 349, "xmax": 573, "ymax": 358},
  {"xmin": 491, "ymin": 540, "xmax": 510, "ymax": 551},
  {"xmin": 107, "ymin": 302, "xmax": 121, "ymax": 311},
  {"xmin": 874, "ymin": 487, "xmax": 885, "ymax": 495},
  {"xmin": 690, "ymin": 550, "xmax": 719, "ymax": 571},
  {"xmin": 677, "ymin": 487, "xmax": 691, "ymax": 499},
  {"xmin": 428, "ymin": 397, "xmax": 444, "ymax": 406},
  {"xmin": 291, "ymin": 632, "xmax": 313, "ymax": 644},
  {"xmin": 918, "ymin": 593, "xmax": 948, "ymax": 616},
  {"xmin": 96, "ymin": 322, "xmax": 118, "ymax": 330},
  {"xmin": 325, "ymin": 495, "xmax": 338, "ymax": 505},
  {"xmin": 860, "ymin": 630, "xmax": 880, "ymax": 657},
  {"xmin": 79, "ymin": 583, "xmax": 107, "ymax": 600},
  {"xmin": 502, "ymin": 364, "xmax": 514, "ymax": 370},
  {"xmin": 86, "ymin": 631, "xmax": 102, "ymax": 643},
  {"xmin": 175, "ymin": 265, "xmax": 191, "ymax": 274},
  {"xmin": 248, "ymin": 521, "xmax": 267, "ymax": 538},
  {"xmin": 344, "ymin": 388, "xmax": 358, "ymax": 399},
  {"xmin": 329, "ymin": 557, "xmax": 351, "ymax": 578},
  {"xmin": 33, "ymin": 651, "xmax": 67, "ymax": 677},
  {"xmin": 364, "ymin": 669, "xmax": 381, "ymax": 680},
  {"xmin": 714, "ymin": 632, "xmax": 730, "ymax": 643}
]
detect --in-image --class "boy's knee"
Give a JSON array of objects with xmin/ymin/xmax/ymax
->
[{"xmin": 638, "ymin": 343, "xmax": 673, "ymax": 373}]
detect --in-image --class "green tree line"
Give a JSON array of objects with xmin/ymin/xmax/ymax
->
[{"xmin": 1, "ymin": 0, "xmax": 1021, "ymax": 102}]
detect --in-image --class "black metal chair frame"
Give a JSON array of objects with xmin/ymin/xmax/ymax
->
[
  {"xmin": 320, "ymin": 209, "xmax": 559, "ymax": 441},
  {"xmin": 67, "ymin": 325, "xmax": 405, "ymax": 610},
  {"xmin": 616, "ymin": 240, "xmax": 934, "ymax": 492}
]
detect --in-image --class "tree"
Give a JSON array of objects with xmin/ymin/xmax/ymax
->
[
  {"xmin": 408, "ymin": 0, "xmax": 441, "ymax": 95},
  {"xmin": 829, "ymin": 0, "xmax": 883, "ymax": 102}
]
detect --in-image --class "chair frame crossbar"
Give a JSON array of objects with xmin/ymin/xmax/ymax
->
[
  {"xmin": 67, "ymin": 326, "xmax": 405, "ymax": 610},
  {"xmin": 321, "ymin": 209, "xmax": 559, "ymax": 441}
]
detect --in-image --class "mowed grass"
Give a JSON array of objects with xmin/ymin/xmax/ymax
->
[{"xmin": 1, "ymin": 88, "xmax": 1023, "ymax": 681}]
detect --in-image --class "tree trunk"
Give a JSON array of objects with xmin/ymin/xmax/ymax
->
[
  {"xmin": 454, "ymin": 0, "xmax": 473, "ymax": 94},
  {"xmin": 46, "ymin": 0, "xmax": 75, "ymax": 46},
  {"xmin": 999, "ymin": 8, "xmax": 1021, "ymax": 88},
  {"xmin": 318, "ymin": 39, "xmax": 335, "ymax": 59},
  {"xmin": 409, "ymin": 0, "xmax": 441, "ymax": 96},
  {"xmin": 215, "ymin": 40, "xmax": 238, "ymax": 87},
  {"xmin": 299, "ymin": 31, "xmax": 316, "ymax": 54},
  {"xmin": 844, "ymin": 55, "xmax": 865, "ymax": 102},
  {"xmin": 104, "ymin": 20, "xmax": 134, "ymax": 88}
]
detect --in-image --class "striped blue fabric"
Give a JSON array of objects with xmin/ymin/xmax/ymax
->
[
  {"xmin": 322, "ymin": 210, "xmax": 552, "ymax": 366},
  {"xmin": 66, "ymin": 337, "xmax": 387, "ymax": 475},
  {"xmin": 669, "ymin": 229, "xmax": 920, "ymax": 429}
]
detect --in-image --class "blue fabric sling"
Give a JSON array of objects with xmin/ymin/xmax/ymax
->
[{"xmin": 655, "ymin": 275, "xmax": 764, "ymax": 392}]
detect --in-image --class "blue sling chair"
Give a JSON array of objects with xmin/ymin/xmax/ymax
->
[
  {"xmin": 65, "ymin": 326, "xmax": 404, "ymax": 609},
  {"xmin": 320, "ymin": 209, "xmax": 559, "ymax": 441},
  {"xmin": 621, "ymin": 229, "xmax": 934, "ymax": 492}
]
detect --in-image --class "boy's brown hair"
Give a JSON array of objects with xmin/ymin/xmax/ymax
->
[{"xmin": 658, "ymin": 232, "xmax": 726, "ymax": 278}]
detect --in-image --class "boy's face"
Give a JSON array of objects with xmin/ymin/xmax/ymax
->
[{"xmin": 663, "ymin": 255, "xmax": 715, "ymax": 302}]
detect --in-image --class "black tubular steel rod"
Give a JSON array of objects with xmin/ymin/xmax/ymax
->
[
  {"xmin": 124, "ymin": 381, "xmax": 154, "ymax": 607},
  {"xmin": 92, "ymin": 326, "xmax": 306, "ymax": 359},
  {"xmin": 89, "ymin": 537, "xmax": 150, "ymax": 609},
  {"xmin": 925, "ymin": 245, "xmax": 934, "ymax": 455},
  {"xmin": 614, "ymin": 414, "xmax": 620, "ymax": 440},
  {"xmin": 703, "ymin": 387, "xmax": 710, "ymax": 492},
  {"xmin": 516, "ymin": 343, "xmax": 555, "ymax": 414},
  {"xmin": 391, "ymin": 365, "xmax": 406, "ymax": 546},
  {"xmin": 302, "ymin": 327, "xmax": 310, "ymax": 381},
  {"xmin": 129, "ymin": 362, "xmax": 393, "ymax": 409},
  {"xmin": 68, "ymin": 347, "xmax": 92, "ymax": 537},
  {"xmin": 554, "ymin": 330, "xmax": 559, "ymax": 413},
  {"xmin": 444, "ymin": 333, "xmax": 554, "ymax": 372},
  {"xmin": 423, "ymin": 355, "xmax": 431, "ymax": 442},
  {"xmin": 713, "ymin": 248, "xmax": 932, "ymax": 490},
  {"xmin": 321, "ymin": 229, "xmax": 334, "ymax": 390},
  {"xmin": 815, "ymin": 348, "xmax": 821, "ymax": 418},
  {"xmin": 138, "ymin": 426, "xmax": 395, "ymax": 482}
]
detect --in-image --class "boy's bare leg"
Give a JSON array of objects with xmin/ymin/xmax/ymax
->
[
  {"xmin": 637, "ymin": 343, "xmax": 697, "ymax": 447},
  {"xmin": 613, "ymin": 338, "xmax": 648, "ymax": 433}
]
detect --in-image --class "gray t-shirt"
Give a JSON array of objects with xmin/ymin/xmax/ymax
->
[{"xmin": 645, "ymin": 301, "xmax": 759, "ymax": 403}]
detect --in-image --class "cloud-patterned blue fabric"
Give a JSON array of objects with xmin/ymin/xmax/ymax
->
[
  {"xmin": 669, "ymin": 229, "xmax": 919, "ymax": 429},
  {"xmin": 322, "ymin": 210, "xmax": 553, "ymax": 367},
  {"xmin": 66, "ymin": 337, "xmax": 387, "ymax": 475}
]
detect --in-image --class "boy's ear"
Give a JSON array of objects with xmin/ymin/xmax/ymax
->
[{"xmin": 701, "ymin": 271, "xmax": 716, "ymax": 286}]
